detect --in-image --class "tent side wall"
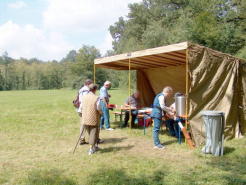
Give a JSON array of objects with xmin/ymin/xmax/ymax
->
[
  {"xmin": 188, "ymin": 43, "xmax": 245, "ymax": 145},
  {"xmin": 239, "ymin": 62, "xmax": 246, "ymax": 135},
  {"xmin": 137, "ymin": 65, "xmax": 186, "ymax": 107}
]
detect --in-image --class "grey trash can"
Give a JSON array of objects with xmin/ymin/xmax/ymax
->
[{"xmin": 201, "ymin": 111, "xmax": 225, "ymax": 156}]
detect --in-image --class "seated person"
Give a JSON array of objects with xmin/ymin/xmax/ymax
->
[
  {"xmin": 165, "ymin": 93, "xmax": 184, "ymax": 138},
  {"xmin": 123, "ymin": 91, "xmax": 140, "ymax": 127}
]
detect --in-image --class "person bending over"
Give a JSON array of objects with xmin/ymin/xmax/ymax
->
[{"xmin": 151, "ymin": 86, "xmax": 175, "ymax": 149}]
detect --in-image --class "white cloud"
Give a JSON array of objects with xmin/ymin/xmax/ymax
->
[
  {"xmin": 1, "ymin": 0, "xmax": 142, "ymax": 60},
  {"xmin": 0, "ymin": 21, "xmax": 72, "ymax": 60},
  {"xmin": 43, "ymin": 0, "xmax": 142, "ymax": 33},
  {"xmin": 8, "ymin": 1, "xmax": 27, "ymax": 9}
]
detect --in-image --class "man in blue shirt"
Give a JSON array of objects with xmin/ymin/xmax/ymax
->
[
  {"xmin": 99, "ymin": 81, "xmax": 114, "ymax": 131},
  {"xmin": 151, "ymin": 86, "xmax": 175, "ymax": 149}
]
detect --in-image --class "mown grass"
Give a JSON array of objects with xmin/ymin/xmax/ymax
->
[{"xmin": 0, "ymin": 89, "xmax": 245, "ymax": 185}]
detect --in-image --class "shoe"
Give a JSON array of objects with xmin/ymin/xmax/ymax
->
[
  {"xmin": 154, "ymin": 144, "xmax": 165, "ymax": 150},
  {"xmin": 105, "ymin": 128, "xmax": 114, "ymax": 131},
  {"xmin": 95, "ymin": 146, "xmax": 100, "ymax": 151},
  {"xmin": 98, "ymin": 138, "xmax": 104, "ymax": 144},
  {"xmin": 88, "ymin": 148, "xmax": 95, "ymax": 155},
  {"xmin": 79, "ymin": 140, "xmax": 88, "ymax": 145}
]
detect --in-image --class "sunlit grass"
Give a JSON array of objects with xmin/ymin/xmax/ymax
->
[{"xmin": 0, "ymin": 89, "xmax": 245, "ymax": 185}]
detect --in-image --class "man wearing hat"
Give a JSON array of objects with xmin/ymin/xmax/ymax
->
[{"xmin": 99, "ymin": 81, "xmax": 114, "ymax": 130}]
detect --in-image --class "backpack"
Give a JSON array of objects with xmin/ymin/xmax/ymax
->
[{"xmin": 72, "ymin": 93, "xmax": 80, "ymax": 108}]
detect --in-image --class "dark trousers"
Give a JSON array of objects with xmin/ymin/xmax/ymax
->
[
  {"xmin": 166, "ymin": 119, "xmax": 183, "ymax": 138},
  {"xmin": 83, "ymin": 125, "xmax": 99, "ymax": 146},
  {"xmin": 123, "ymin": 110, "xmax": 138, "ymax": 127}
]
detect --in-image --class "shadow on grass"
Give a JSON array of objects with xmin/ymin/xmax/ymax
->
[
  {"xmin": 111, "ymin": 121, "xmax": 123, "ymax": 128},
  {"xmin": 23, "ymin": 169, "xmax": 77, "ymax": 185},
  {"xmin": 102, "ymin": 137, "xmax": 127, "ymax": 144},
  {"xmin": 162, "ymin": 139, "xmax": 179, "ymax": 146},
  {"xmin": 223, "ymin": 146, "xmax": 235, "ymax": 155},
  {"xmin": 99, "ymin": 145, "xmax": 134, "ymax": 153},
  {"xmin": 86, "ymin": 168, "xmax": 166, "ymax": 185}
]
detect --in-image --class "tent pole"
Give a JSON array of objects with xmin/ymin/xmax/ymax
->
[
  {"xmin": 94, "ymin": 64, "xmax": 96, "ymax": 84},
  {"xmin": 185, "ymin": 48, "xmax": 189, "ymax": 144},
  {"xmin": 128, "ymin": 57, "xmax": 132, "ymax": 129}
]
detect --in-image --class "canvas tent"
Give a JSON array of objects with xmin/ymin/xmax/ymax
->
[{"xmin": 94, "ymin": 42, "xmax": 246, "ymax": 146}]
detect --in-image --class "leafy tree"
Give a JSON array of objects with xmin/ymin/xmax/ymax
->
[{"xmin": 110, "ymin": 0, "xmax": 246, "ymax": 56}]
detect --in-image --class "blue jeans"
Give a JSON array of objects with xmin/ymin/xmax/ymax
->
[
  {"xmin": 100, "ymin": 101, "xmax": 110, "ymax": 129},
  {"xmin": 153, "ymin": 118, "xmax": 162, "ymax": 146}
]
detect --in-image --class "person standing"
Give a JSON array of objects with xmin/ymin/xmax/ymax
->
[
  {"xmin": 123, "ymin": 91, "xmax": 140, "ymax": 128},
  {"xmin": 81, "ymin": 84, "xmax": 101, "ymax": 155},
  {"xmin": 151, "ymin": 86, "xmax": 175, "ymax": 149},
  {"xmin": 99, "ymin": 81, "xmax": 114, "ymax": 131},
  {"xmin": 78, "ymin": 79, "xmax": 92, "ymax": 144}
]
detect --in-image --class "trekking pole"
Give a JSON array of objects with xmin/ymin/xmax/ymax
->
[{"xmin": 72, "ymin": 130, "xmax": 84, "ymax": 154}]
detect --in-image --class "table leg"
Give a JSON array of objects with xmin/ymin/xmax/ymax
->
[
  {"xmin": 144, "ymin": 117, "xmax": 146, "ymax": 135},
  {"xmin": 178, "ymin": 122, "xmax": 181, "ymax": 144},
  {"xmin": 120, "ymin": 109, "xmax": 123, "ymax": 122}
]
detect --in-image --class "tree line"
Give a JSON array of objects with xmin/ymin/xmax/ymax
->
[
  {"xmin": 0, "ymin": 0, "xmax": 245, "ymax": 91},
  {"xmin": 0, "ymin": 46, "xmax": 125, "ymax": 91}
]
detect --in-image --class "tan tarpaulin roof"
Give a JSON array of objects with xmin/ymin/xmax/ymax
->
[
  {"xmin": 95, "ymin": 42, "xmax": 187, "ymax": 70},
  {"xmin": 94, "ymin": 42, "xmax": 246, "ymax": 146}
]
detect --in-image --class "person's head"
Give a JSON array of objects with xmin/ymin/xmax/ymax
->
[
  {"xmin": 88, "ymin": 83, "xmax": 98, "ymax": 93},
  {"xmin": 85, "ymin": 79, "xmax": 93, "ymax": 86},
  {"xmin": 162, "ymin": 86, "xmax": 173, "ymax": 98},
  {"xmin": 104, "ymin": 81, "xmax": 111, "ymax": 89},
  {"xmin": 133, "ymin": 91, "xmax": 140, "ymax": 99}
]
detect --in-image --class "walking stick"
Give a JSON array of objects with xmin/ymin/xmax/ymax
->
[{"xmin": 73, "ymin": 129, "xmax": 84, "ymax": 154}]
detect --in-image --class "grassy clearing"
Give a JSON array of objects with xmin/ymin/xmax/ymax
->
[{"xmin": 0, "ymin": 89, "xmax": 245, "ymax": 185}]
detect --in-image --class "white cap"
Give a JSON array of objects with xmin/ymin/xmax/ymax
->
[{"xmin": 104, "ymin": 81, "xmax": 111, "ymax": 85}]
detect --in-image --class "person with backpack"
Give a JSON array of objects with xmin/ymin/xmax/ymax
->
[
  {"xmin": 80, "ymin": 83, "xmax": 101, "ymax": 155},
  {"xmin": 77, "ymin": 79, "xmax": 92, "ymax": 144}
]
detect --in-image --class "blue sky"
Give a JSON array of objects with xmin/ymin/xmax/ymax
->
[
  {"xmin": 0, "ymin": 0, "xmax": 141, "ymax": 61},
  {"xmin": 0, "ymin": 0, "xmax": 45, "ymax": 27}
]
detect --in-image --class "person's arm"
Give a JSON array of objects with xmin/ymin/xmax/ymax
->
[
  {"xmin": 101, "ymin": 88, "xmax": 109, "ymax": 105},
  {"xmin": 158, "ymin": 95, "xmax": 172, "ymax": 113},
  {"xmin": 96, "ymin": 98, "xmax": 102, "ymax": 114},
  {"xmin": 78, "ymin": 96, "xmax": 83, "ymax": 116},
  {"xmin": 124, "ymin": 97, "xmax": 130, "ymax": 107}
]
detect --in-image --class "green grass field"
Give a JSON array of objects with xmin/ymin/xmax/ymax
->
[{"xmin": 0, "ymin": 89, "xmax": 245, "ymax": 185}]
